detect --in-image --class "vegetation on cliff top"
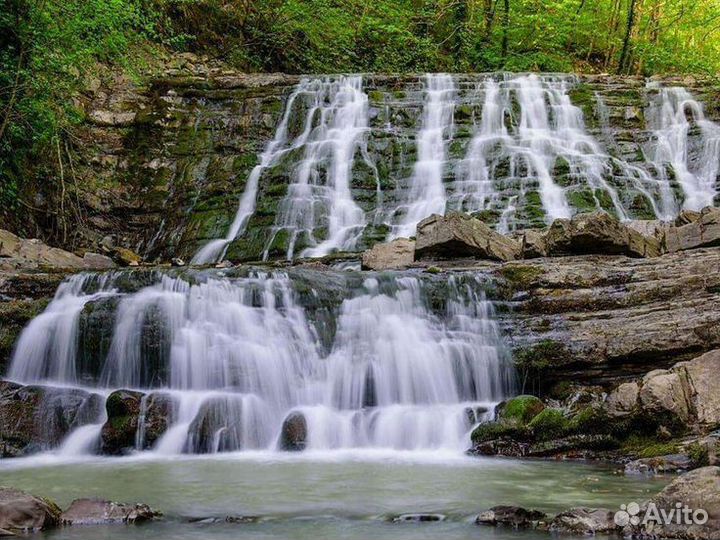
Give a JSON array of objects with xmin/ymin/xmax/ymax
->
[{"xmin": 2, "ymin": 0, "xmax": 720, "ymax": 231}]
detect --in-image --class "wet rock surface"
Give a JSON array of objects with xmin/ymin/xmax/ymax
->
[
  {"xmin": 61, "ymin": 498, "xmax": 161, "ymax": 525},
  {"xmin": 415, "ymin": 213, "xmax": 521, "ymax": 262},
  {"xmin": 279, "ymin": 412, "xmax": 307, "ymax": 451},
  {"xmin": 0, "ymin": 488, "xmax": 61, "ymax": 532},
  {"xmin": 475, "ymin": 506, "xmax": 546, "ymax": 528},
  {"xmin": 0, "ymin": 382, "xmax": 102, "ymax": 457}
]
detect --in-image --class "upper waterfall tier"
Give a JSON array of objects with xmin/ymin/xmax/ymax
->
[
  {"xmin": 6, "ymin": 268, "xmax": 514, "ymax": 455},
  {"xmin": 132, "ymin": 73, "xmax": 720, "ymax": 263}
]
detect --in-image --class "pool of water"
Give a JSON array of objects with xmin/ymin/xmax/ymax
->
[{"xmin": 0, "ymin": 451, "xmax": 669, "ymax": 539}]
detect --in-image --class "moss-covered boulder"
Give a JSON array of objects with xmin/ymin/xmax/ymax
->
[
  {"xmin": 497, "ymin": 395, "xmax": 545, "ymax": 425},
  {"xmin": 527, "ymin": 408, "xmax": 569, "ymax": 441},
  {"xmin": 100, "ymin": 390, "xmax": 144, "ymax": 455}
]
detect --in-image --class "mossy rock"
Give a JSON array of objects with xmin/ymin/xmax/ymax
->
[
  {"xmin": 528, "ymin": 407, "xmax": 568, "ymax": 441},
  {"xmin": 498, "ymin": 395, "xmax": 545, "ymax": 425},
  {"xmin": 470, "ymin": 420, "xmax": 529, "ymax": 444}
]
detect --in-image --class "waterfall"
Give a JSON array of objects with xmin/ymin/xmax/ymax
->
[
  {"xmin": 390, "ymin": 74, "xmax": 455, "ymax": 239},
  {"xmin": 646, "ymin": 85, "xmax": 720, "ymax": 212},
  {"xmin": 188, "ymin": 73, "xmax": 720, "ymax": 261},
  {"xmin": 264, "ymin": 76, "xmax": 371, "ymax": 260},
  {"xmin": 6, "ymin": 269, "xmax": 514, "ymax": 455},
  {"xmin": 191, "ymin": 83, "xmax": 312, "ymax": 264}
]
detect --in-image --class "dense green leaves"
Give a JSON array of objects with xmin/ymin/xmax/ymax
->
[{"xmin": 1, "ymin": 0, "xmax": 719, "ymax": 222}]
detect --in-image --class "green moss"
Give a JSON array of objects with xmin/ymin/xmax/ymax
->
[
  {"xmin": 470, "ymin": 420, "xmax": 529, "ymax": 444},
  {"xmin": 630, "ymin": 193, "xmax": 657, "ymax": 220},
  {"xmin": 498, "ymin": 264, "xmax": 544, "ymax": 290},
  {"xmin": 499, "ymin": 395, "xmax": 545, "ymax": 425},
  {"xmin": 568, "ymin": 84, "xmax": 597, "ymax": 129},
  {"xmin": 472, "ymin": 209, "xmax": 501, "ymax": 226},
  {"xmin": 567, "ymin": 406, "xmax": 609, "ymax": 435},
  {"xmin": 622, "ymin": 434, "xmax": 679, "ymax": 458},
  {"xmin": 568, "ymin": 189, "xmax": 597, "ymax": 212},
  {"xmin": 514, "ymin": 340, "xmax": 572, "ymax": 372},
  {"xmin": 528, "ymin": 408, "xmax": 568, "ymax": 441},
  {"xmin": 687, "ymin": 442, "xmax": 710, "ymax": 467}
]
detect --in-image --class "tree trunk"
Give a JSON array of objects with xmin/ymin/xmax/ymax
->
[
  {"xmin": 618, "ymin": 0, "xmax": 637, "ymax": 73},
  {"xmin": 501, "ymin": 0, "xmax": 510, "ymax": 60}
]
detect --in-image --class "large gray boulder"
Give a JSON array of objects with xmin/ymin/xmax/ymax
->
[
  {"xmin": 639, "ymin": 369, "xmax": 691, "ymax": 424},
  {"xmin": 627, "ymin": 467, "xmax": 720, "ymax": 539},
  {"xmin": 549, "ymin": 507, "xmax": 619, "ymax": 535},
  {"xmin": 0, "ymin": 230, "xmax": 85, "ymax": 271},
  {"xmin": 543, "ymin": 212, "xmax": 662, "ymax": 258},
  {"xmin": 0, "ymin": 487, "xmax": 60, "ymax": 532},
  {"xmin": 415, "ymin": 213, "xmax": 520, "ymax": 262},
  {"xmin": 606, "ymin": 382, "xmax": 639, "ymax": 417},
  {"xmin": 665, "ymin": 207, "xmax": 720, "ymax": 253},
  {"xmin": 361, "ymin": 238, "xmax": 415, "ymax": 270},
  {"xmin": 675, "ymin": 350, "xmax": 720, "ymax": 428},
  {"xmin": 61, "ymin": 498, "xmax": 160, "ymax": 525}
]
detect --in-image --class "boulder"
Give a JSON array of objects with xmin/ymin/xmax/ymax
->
[
  {"xmin": 82, "ymin": 252, "xmax": 115, "ymax": 269},
  {"xmin": 628, "ymin": 467, "xmax": 720, "ymax": 539},
  {"xmin": 675, "ymin": 350, "xmax": 720, "ymax": 428},
  {"xmin": 108, "ymin": 247, "xmax": 142, "ymax": 267},
  {"xmin": 137, "ymin": 392, "xmax": 174, "ymax": 450},
  {"xmin": 606, "ymin": 382, "xmax": 639, "ymax": 417},
  {"xmin": 0, "ymin": 488, "xmax": 61, "ymax": 532},
  {"xmin": 414, "ymin": 213, "xmax": 520, "ymax": 262},
  {"xmin": 497, "ymin": 395, "xmax": 545, "ymax": 425},
  {"xmin": 543, "ymin": 212, "xmax": 661, "ymax": 258},
  {"xmin": 100, "ymin": 390, "xmax": 144, "ymax": 455},
  {"xmin": 625, "ymin": 454, "xmax": 694, "ymax": 475},
  {"xmin": 279, "ymin": 411, "xmax": 307, "ymax": 451},
  {"xmin": 61, "ymin": 498, "xmax": 161, "ymax": 525},
  {"xmin": 476, "ymin": 506, "xmax": 546, "ymax": 528},
  {"xmin": 675, "ymin": 209, "xmax": 702, "ymax": 226},
  {"xmin": 0, "ymin": 382, "xmax": 102, "ymax": 457},
  {"xmin": 665, "ymin": 207, "xmax": 720, "ymax": 253},
  {"xmin": 0, "ymin": 229, "xmax": 86, "ymax": 271},
  {"xmin": 520, "ymin": 229, "xmax": 548, "ymax": 258},
  {"xmin": 626, "ymin": 219, "xmax": 669, "ymax": 243},
  {"xmin": 639, "ymin": 369, "xmax": 691, "ymax": 424},
  {"xmin": 186, "ymin": 396, "xmax": 243, "ymax": 453},
  {"xmin": 549, "ymin": 507, "xmax": 619, "ymax": 535},
  {"xmin": 361, "ymin": 238, "xmax": 415, "ymax": 270}
]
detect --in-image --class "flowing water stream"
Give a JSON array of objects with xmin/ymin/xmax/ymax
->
[
  {"xmin": 0, "ymin": 454, "xmax": 668, "ymax": 540},
  {"xmin": 7, "ymin": 268, "xmax": 513, "ymax": 456},
  {"xmin": 192, "ymin": 73, "xmax": 720, "ymax": 262}
]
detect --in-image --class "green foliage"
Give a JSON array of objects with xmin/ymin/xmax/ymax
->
[
  {"xmin": 687, "ymin": 442, "xmax": 710, "ymax": 467},
  {"xmin": 3, "ymin": 0, "xmax": 720, "ymax": 225},
  {"xmin": 622, "ymin": 434, "xmax": 679, "ymax": 458}
]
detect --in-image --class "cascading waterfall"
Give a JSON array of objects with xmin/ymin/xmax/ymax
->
[
  {"xmin": 6, "ymin": 269, "xmax": 514, "ymax": 455},
  {"xmin": 646, "ymin": 85, "xmax": 720, "ymax": 212},
  {"xmin": 390, "ymin": 74, "xmax": 455, "ymax": 239},
  {"xmin": 450, "ymin": 74, "xmax": 629, "ymax": 225},
  {"xmin": 264, "ymin": 76, "xmax": 371, "ymax": 260},
  {"xmin": 190, "ymin": 83, "xmax": 307, "ymax": 265},
  {"xmin": 189, "ymin": 73, "xmax": 719, "ymax": 260}
]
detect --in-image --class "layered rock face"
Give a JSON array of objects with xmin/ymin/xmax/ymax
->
[{"xmin": 24, "ymin": 70, "xmax": 719, "ymax": 263}]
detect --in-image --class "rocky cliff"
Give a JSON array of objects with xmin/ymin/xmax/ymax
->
[{"xmin": 10, "ymin": 67, "xmax": 719, "ymax": 263}]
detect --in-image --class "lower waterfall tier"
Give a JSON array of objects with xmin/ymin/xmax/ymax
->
[{"xmin": 3, "ymin": 267, "xmax": 513, "ymax": 456}]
